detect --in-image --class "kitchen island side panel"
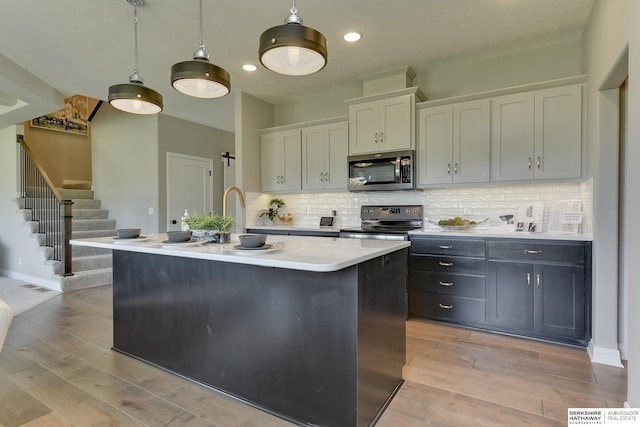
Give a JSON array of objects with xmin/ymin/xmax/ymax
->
[
  {"xmin": 111, "ymin": 249, "xmax": 406, "ymax": 427},
  {"xmin": 357, "ymin": 249, "xmax": 407, "ymax": 426}
]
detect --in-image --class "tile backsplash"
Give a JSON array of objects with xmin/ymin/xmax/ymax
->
[{"xmin": 246, "ymin": 179, "xmax": 593, "ymax": 236}]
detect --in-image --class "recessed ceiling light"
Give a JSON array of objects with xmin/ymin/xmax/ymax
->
[
  {"xmin": 242, "ymin": 64, "xmax": 257, "ymax": 72},
  {"xmin": 343, "ymin": 32, "xmax": 362, "ymax": 42}
]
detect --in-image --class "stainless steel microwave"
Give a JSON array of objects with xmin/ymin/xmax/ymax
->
[{"xmin": 348, "ymin": 150, "xmax": 415, "ymax": 191}]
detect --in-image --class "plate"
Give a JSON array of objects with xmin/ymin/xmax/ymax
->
[
  {"xmin": 113, "ymin": 236, "xmax": 148, "ymax": 244},
  {"xmin": 222, "ymin": 243, "xmax": 280, "ymax": 255},
  {"xmin": 428, "ymin": 217, "xmax": 489, "ymax": 230},
  {"xmin": 233, "ymin": 243, "xmax": 273, "ymax": 251},
  {"xmin": 161, "ymin": 239, "xmax": 201, "ymax": 247}
]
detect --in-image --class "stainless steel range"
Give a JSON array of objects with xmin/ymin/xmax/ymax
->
[{"xmin": 339, "ymin": 205, "xmax": 424, "ymax": 240}]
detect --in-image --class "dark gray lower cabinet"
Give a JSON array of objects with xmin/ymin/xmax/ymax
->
[
  {"xmin": 408, "ymin": 236, "xmax": 487, "ymax": 327},
  {"xmin": 486, "ymin": 240, "xmax": 589, "ymax": 345},
  {"xmin": 409, "ymin": 235, "xmax": 591, "ymax": 346}
]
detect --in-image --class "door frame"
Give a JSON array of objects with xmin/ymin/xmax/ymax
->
[{"xmin": 166, "ymin": 152, "xmax": 214, "ymax": 230}]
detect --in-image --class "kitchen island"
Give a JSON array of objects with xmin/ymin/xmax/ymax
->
[{"xmin": 70, "ymin": 235, "xmax": 409, "ymax": 427}]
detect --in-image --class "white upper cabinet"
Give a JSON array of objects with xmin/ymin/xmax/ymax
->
[
  {"xmin": 534, "ymin": 85, "xmax": 582, "ymax": 180},
  {"xmin": 418, "ymin": 99, "xmax": 490, "ymax": 186},
  {"xmin": 491, "ymin": 84, "xmax": 582, "ymax": 181},
  {"xmin": 261, "ymin": 129, "xmax": 302, "ymax": 192},
  {"xmin": 301, "ymin": 121, "xmax": 349, "ymax": 190},
  {"xmin": 349, "ymin": 94, "xmax": 414, "ymax": 154},
  {"xmin": 491, "ymin": 92, "xmax": 535, "ymax": 181}
]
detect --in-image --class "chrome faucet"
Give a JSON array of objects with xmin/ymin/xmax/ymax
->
[{"xmin": 223, "ymin": 185, "xmax": 246, "ymax": 217}]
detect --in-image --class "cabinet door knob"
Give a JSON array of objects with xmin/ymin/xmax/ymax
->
[
  {"xmin": 439, "ymin": 281, "xmax": 453, "ymax": 287},
  {"xmin": 528, "ymin": 157, "xmax": 532, "ymax": 169},
  {"xmin": 380, "ymin": 132, "xmax": 384, "ymax": 143},
  {"xmin": 525, "ymin": 250, "xmax": 543, "ymax": 254},
  {"xmin": 537, "ymin": 156, "xmax": 541, "ymax": 169},
  {"xmin": 454, "ymin": 162, "xmax": 458, "ymax": 174},
  {"xmin": 438, "ymin": 303, "xmax": 453, "ymax": 309},
  {"xmin": 374, "ymin": 132, "xmax": 378, "ymax": 143},
  {"xmin": 447, "ymin": 163, "xmax": 451, "ymax": 175},
  {"xmin": 438, "ymin": 245, "xmax": 453, "ymax": 249},
  {"xmin": 438, "ymin": 261, "xmax": 453, "ymax": 267}
]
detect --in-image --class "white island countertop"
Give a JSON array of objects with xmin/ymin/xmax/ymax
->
[{"xmin": 70, "ymin": 234, "xmax": 410, "ymax": 273}]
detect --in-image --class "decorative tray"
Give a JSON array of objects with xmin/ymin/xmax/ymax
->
[{"xmin": 428, "ymin": 217, "xmax": 489, "ymax": 230}]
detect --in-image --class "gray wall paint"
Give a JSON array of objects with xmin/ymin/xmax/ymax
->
[
  {"xmin": 91, "ymin": 104, "xmax": 160, "ymax": 235},
  {"xmin": 0, "ymin": 125, "xmax": 60, "ymax": 288},
  {"xmin": 582, "ymin": 0, "xmax": 628, "ymax": 373},
  {"xmin": 157, "ymin": 115, "xmax": 234, "ymax": 230},
  {"xmin": 273, "ymin": 41, "xmax": 582, "ymax": 126},
  {"xmin": 235, "ymin": 92, "xmax": 274, "ymax": 230}
]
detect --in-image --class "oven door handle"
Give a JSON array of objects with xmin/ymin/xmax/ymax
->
[{"xmin": 395, "ymin": 157, "xmax": 401, "ymax": 183}]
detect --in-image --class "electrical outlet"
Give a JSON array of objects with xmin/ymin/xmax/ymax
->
[
  {"xmin": 18, "ymin": 257, "xmax": 22, "ymax": 266},
  {"xmin": 148, "ymin": 207, "xmax": 154, "ymax": 215}
]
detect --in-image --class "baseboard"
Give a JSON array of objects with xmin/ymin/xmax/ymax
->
[
  {"xmin": 588, "ymin": 339, "xmax": 625, "ymax": 367},
  {"xmin": 0, "ymin": 269, "xmax": 61, "ymax": 292}
]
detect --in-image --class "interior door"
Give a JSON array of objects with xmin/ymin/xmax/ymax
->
[{"xmin": 167, "ymin": 152, "xmax": 213, "ymax": 231}]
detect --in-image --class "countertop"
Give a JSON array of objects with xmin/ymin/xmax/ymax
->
[
  {"xmin": 409, "ymin": 225, "xmax": 593, "ymax": 241},
  {"xmin": 70, "ymin": 234, "xmax": 410, "ymax": 273}
]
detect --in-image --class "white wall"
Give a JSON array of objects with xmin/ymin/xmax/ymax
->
[
  {"xmin": 0, "ymin": 125, "xmax": 60, "ymax": 289},
  {"xmin": 91, "ymin": 104, "xmax": 160, "ymax": 235}
]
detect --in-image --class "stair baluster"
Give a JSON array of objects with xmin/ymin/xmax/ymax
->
[{"xmin": 17, "ymin": 136, "xmax": 74, "ymax": 277}]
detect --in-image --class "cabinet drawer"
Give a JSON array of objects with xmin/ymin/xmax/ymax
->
[
  {"xmin": 409, "ymin": 254, "xmax": 485, "ymax": 275},
  {"xmin": 409, "ymin": 291, "xmax": 485, "ymax": 323},
  {"xmin": 410, "ymin": 237, "xmax": 485, "ymax": 256},
  {"xmin": 409, "ymin": 271, "xmax": 485, "ymax": 299},
  {"xmin": 487, "ymin": 241, "xmax": 585, "ymax": 264}
]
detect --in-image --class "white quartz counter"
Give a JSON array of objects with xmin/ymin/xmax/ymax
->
[
  {"xmin": 70, "ymin": 234, "xmax": 409, "ymax": 272},
  {"xmin": 409, "ymin": 225, "xmax": 593, "ymax": 241}
]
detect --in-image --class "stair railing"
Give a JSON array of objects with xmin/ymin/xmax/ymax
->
[{"xmin": 17, "ymin": 136, "xmax": 74, "ymax": 277}]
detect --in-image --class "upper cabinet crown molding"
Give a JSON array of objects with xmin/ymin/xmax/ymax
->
[
  {"xmin": 260, "ymin": 116, "xmax": 349, "ymax": 134},
  {"xmin": 416, "ymin": 75, "xmax": 586, "ymax": 110},
  {"xmin": 344, "ymin": 86, "xmax": 426, "ymax": 105}
]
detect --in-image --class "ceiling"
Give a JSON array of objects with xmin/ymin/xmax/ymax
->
[{"xmin": 0, "ymin": 0, "xmax": 594, "ymax": 133}]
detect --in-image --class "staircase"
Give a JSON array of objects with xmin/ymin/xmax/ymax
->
[
  {"xmin": 19, "ymin": 188, "xmax": 116, "ymax": 291},
  {"xmin": 58, "ymin": 188, "xmax": 116, "ymax": 291}
]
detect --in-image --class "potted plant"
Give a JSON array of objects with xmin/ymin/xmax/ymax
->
[
  {"xmin": 259, "ymin": 198, "xmax": 286, "ymax": 223},
  {"xmin": 184, "ymin": 213, "xmax": 235, "ymax": 243}
]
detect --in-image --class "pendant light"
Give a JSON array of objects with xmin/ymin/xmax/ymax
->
[
  {"xmin": 171, "ymin": 0, "xmax": 230, "ymax": 98},
  {"xmin": 108, "ymin": 0, "xmax": 163, "ymax": 115},
  {"xmin": 259, "ymin": 0, "xmax": 328, "ymax": 76}
]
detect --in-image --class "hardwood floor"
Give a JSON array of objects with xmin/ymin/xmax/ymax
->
[{"xmin": 0, "ymin": 285, "xmax": 627, "ymax": 426}]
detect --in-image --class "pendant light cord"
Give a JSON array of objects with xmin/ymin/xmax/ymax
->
[
  {"xmin": 290, "ymin": 0, "xmax": 297, "ymax": 15},
  {"xmin": 199, "ymin": 0, "xmax": 205, "ymax": 51},
  {"xmin": 130, "ymin": 5, "xmax": 143, "ymax": 83}
]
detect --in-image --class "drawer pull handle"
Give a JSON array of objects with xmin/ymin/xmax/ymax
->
[
  {"xmin": 439, "ymin": 303, "xmax": 453, "ymax": 310},
  {"xmin": 438, "ymin": 245, "xmax": 453, "ymax": 249},
  {"xmin": 525, "ymin": 250, "xmax": 543, "ymax": 254},
  {"xmin": 438, "ymin": 261, "xmax": 453, "ymax": 267},
  {"xmin": 439, "ymin": 281, "xmax": 453, "ymax": 287},
  {"xmin": 527, "ymin": 273, "xmax": 531, "ymax": 288}
]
